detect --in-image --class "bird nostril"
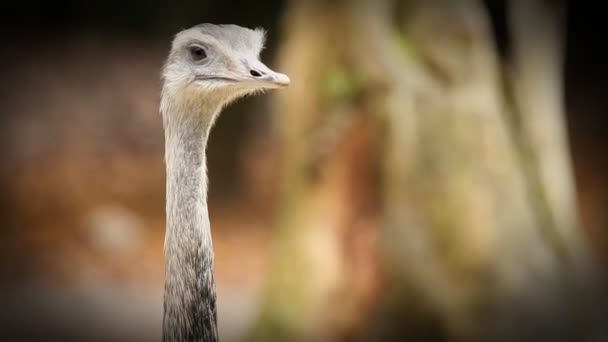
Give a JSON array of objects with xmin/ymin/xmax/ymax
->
[{"xmin": 250, "ymin": 70, "xmax": 262, "ymax": 77}]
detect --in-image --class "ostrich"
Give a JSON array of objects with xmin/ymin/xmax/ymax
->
[{"xmin": 160, "ymin": 24, "xmax": 289, "ymax": 341}]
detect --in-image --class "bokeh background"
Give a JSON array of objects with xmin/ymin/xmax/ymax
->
[{"xmin": 0, "ymin": 1, "xmax": 606, "ymax": 341}]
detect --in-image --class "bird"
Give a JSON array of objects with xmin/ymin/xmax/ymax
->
[{"xmin": 160, "ymin": 24, "xmax": 289, "ymax": 342}]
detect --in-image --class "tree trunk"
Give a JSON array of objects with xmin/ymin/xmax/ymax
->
[
  {"xmin": 249, "ymin": 2, "xmax": 381, "ymax": 341},
  {"xmin": 250, "ymin": 1, "xmax": 602, "ymax": 341}
]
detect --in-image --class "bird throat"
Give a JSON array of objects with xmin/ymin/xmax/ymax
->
[{"xmin": 162, "ymin": 110, "xmax": 219, "ymax": 342}]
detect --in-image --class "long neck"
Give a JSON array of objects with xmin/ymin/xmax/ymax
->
[{"xmin": 162, "ymin": 106, "xmax": 219, "ymax": 342}]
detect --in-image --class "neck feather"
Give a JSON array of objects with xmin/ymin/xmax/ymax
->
[{"xmin": 162, "ymin": 104, "xmax": 219, "ymax": 342}]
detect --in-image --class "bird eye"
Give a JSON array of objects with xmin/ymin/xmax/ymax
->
[{"xmin": 189, "ymin": 46, "xmax": 207, "ymax": 61}]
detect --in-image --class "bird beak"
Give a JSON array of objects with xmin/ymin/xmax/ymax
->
[
  {"xmin": 265, "ymin": 71, "xmax": 291, "ymax": 88},
  {"xmin": 249, "ymin": 61, "xmax": 290, "ymax": 88}
]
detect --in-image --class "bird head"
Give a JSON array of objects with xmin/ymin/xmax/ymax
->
[{"xmin": 161, "ymin": 24, "xmax": 290, "ymax": 115}]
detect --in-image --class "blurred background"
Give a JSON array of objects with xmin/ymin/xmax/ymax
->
[{"xmin": 0, "ymin": 0, "xmax": 606, "ymax": 341}]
